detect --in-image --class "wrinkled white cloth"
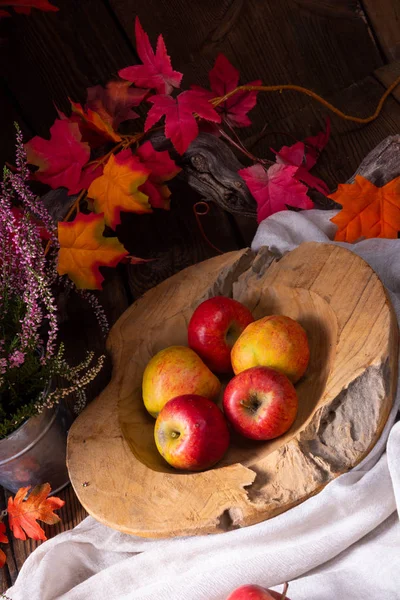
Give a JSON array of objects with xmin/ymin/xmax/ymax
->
[{"xmin": 6, "ymin": 210, "xmax": 400, "ymax": 600}]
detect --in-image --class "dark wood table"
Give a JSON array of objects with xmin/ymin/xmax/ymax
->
[{"xmin": 2, "ymin": 53, "xmax": 400, "ymax": 592}]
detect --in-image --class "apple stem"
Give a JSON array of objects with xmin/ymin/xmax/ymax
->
[
  {"xmin": 170, "ymin": 431, "xmax": 180, "ymax": 439},
  {"xmin": 280, "ymin": 582, "xmax": 289, "ymax": 600}
]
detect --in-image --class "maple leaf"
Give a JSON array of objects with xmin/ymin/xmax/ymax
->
[
  {"xmin": 208, "ymin": 53, "xmax": 261, "ymax": 128},
  {"xmin": 275, "ymin": 118, "xmax": 331, "ymax": 171},
  {"xmin": 86, "ymin": 81, "xmax": 148, "ymax": 130},
  {"xmin": 0, "ymin": 0, "xmax": 58, "ymax": 15},
  {"xmin": 70, "ymin": 100, "xmax": 121, "ymax": 145},
  {"xmin": 88, "ymin": 149, "xmax": 151, "ymax": 229},
  {"xmin": 0, "ymin": 522, "xmax": 7, "ymax": 568},
  {"xmin": 7, "ymin": 484, "xmax": 64, "ymax": 542},
  {"xmin": 119, "ymin": 17, "xmax": 182, "ymax": 95},
  {"xmin": 58, "ymin": 212, "xmax": 129, "ymax": 289},
  {"xmin": 239, "ymin": 163, "xmax": 314, "ymax": 223},
  {"xmin": 145, "ymin": 91, "xmax": 221, "ymax": 154},
  {"xmin": 25, "ymin": 120, "xmax": 90, "ymax": 194},
  {"xmin": 329, "ymin": 175, "xmax": 400, "ymax": 242},
  {"xmin": 136, "ymin": 141, "xmax": 180, "ymax": 209}
]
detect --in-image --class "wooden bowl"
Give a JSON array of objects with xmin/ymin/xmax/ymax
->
[{"xmin": 67, "ymin": 243, "xmax": 398, "ymax": 537}]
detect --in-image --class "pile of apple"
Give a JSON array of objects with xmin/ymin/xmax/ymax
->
[{"xmin": 142, "ymin": 296, "xmax": 310, "ymax": 472}]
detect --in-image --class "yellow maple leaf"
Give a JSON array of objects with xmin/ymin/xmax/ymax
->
[
  {"xmin": 88, "ymin": 150, "xmax": 152, "ymax": 229},
  {"xmin": 329, "ymin": 175, "xmax": 400, "ymax": 242},
  {"xmin": 57, "ymin": 212, "xmax": 128, "ymax": 289}
]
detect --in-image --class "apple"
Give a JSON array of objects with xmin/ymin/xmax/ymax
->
[
  {"xmin": 223, "ymin": 366, "xmax": 298, "ymax": 440},
  {"xmin": 231, "ymin": 315, "xmax": 309, "ymax": 383},
  {"xmin": 226, "ymin": 584, "xmax": 291, "ymax": 600},
  {"xmin": 188, "ymin": 296, "xmax": 254, "ymax": 373},
  {"xmin": 154, "ymin": 394, "xmax": 230, "ymax": 471},
  {"xmin": 142, "ymin": 346, "xmax": 221, "ymax": 417}
]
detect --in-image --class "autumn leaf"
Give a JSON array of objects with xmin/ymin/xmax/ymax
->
[
  {"xmin": 329, "ymin": 175, "xmax": 400, "ymax": 241},
  {"xmin": 86, "ymin": 81, "xmax": 148, "ymax": 129},
  {"xmin": 25, "ymin": 119, "xmax": 90, "ymax": 194},
  {"xmin": 119, "ymin": 16, "xmax": 182, "ymax": 95},
  {"xmin": 7, "ymin": 484, "xmax": 64, "ymax": 542},
  {"xmin": 0, "ymin": 0, "xmax": 58, "ymax": 15},
  {"xmin": 239, "ymin": 163, "xmax": 314, "ymax": 223},
  {"xmin": 145, "ymin": 91, "xmax": 221, "ymax": 154},
  {"xmin": 0, "ymin": 521, "xmax": 8, "ymax": 568},
  {"xmin": 70, "ymin": 100, "xmax": 121, "ymax": 145},
  {"xmin": 136, "ymin": 141, "xmax": 180, "ymax": 209},
  {"xmin": 274, "ymin": 118, "xmax": 331, "ymax": 171},
  {"xmin": 88, "ymin": 149, "xmax": 151, "ymax": 229},
  {"xmin": 58, "ymin": 212, "xmax": 129, "ymax": 289},
  {"xmin": 208, "ymin": 53, "xmax": 261, "ymax": 128}
]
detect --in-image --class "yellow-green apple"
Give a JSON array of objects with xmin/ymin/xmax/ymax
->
[
  {"xmin": 142, "ymin": 346, "xmax": 221, "ymax": 417},
  {"xmin": 188, "ymin": 296, "xmax": 254, "ymax": 373},
  {"xmin": 154, "ymin": 394, "xmax": 230, "ymax": 471},
  {"xmin": 226, "ymin": 584, "xmax": 291, "ymax": 600},
  {"xmin": 231, "ymin": 315, "xmax": 309, "ymax": 383},
  {"xmin": 223, "ymin": 366, "xmax": 298, "ymax": 440}
]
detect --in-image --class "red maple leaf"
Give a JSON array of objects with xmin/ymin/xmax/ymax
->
[
  {"xmin": 145, "ymin": 91, "xmax": 221, "ymax": 154},
  {"xmin": 272, "ymin": 119, "xmax": 331, "ymax": 195},
  {"xmin": 86, "ymin": 81, "xmax": 148, "ymax": 129},
  {"xmin": 0, "ymin": 0, "xmax": 58, "ymax": 15},
  {"xmin": 274, "ymin": 118, "xmax": 331, "ymax": 171},
  {"xmin": 25, "ymin": 119, "xmax": 91, "ymax": 194},
  {"xmin": 136, "ymin": 141, "xmax": 180, "ymax": 209},
  {"xmin": 0, "ymin": 521, "xmax": 7, "ymax": 568},
  {"xmin": 208, "ymin": 54, "xmax": 261, "ymax": 128},
  {"xmin": 118, "ymin": 17, "xmax": 182, "ymax": 95},
  {"xmin": 239, "ymin": 163, "xmax": 314, "ymax": 223}
]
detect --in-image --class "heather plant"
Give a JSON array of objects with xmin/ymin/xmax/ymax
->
[{"xmin": 0, "ymin": 129, "xmax": 106, "ymax": 439}]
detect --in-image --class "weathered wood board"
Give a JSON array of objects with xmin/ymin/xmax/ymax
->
[{"xmin": 67, "ymin": 242, "xmax": 398, "ymax": 537}]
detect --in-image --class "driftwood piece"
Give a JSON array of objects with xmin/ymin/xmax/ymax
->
[
  {"xmin": 67, "ymin": 242, "xmax": 398, "ymax": 537},
  {"xmin": 347, "ymin": 135, "xmax": 400, "ymax": 186}
]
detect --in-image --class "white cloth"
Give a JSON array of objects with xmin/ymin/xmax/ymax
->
[{"xmin": 6, "ymin": 210, "xmax": 400, "ymax": 600}]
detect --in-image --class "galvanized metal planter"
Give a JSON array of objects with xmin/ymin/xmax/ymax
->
[{"xmin": 0, "ymin": 402, "xmax": 73, "ymax": 493}]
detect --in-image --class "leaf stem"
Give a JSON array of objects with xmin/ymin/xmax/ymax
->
[
  {"xmin": 211, "ymin": 77, "xmax": 400, "ymax": 124},
  {"xmin": 280, "ymin": 582, "xmax": 289, "ymax": 600},
  {"xmin": 219, "ymin": 126, "xmax": 272, "ymax": 166}
]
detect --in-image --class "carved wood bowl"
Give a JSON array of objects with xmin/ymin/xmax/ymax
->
[{"xmin": 67, "ymin": 243, "xmax": 398, "ymax": 537}]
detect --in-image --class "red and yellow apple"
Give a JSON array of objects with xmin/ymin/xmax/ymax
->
[
  {"xmin": 223, "ymin": 366, "xmax": 298, "ymax": 440},
  {"xmin": 188, "ymin": 296, "xmax": 254, "ymax": 373},
  {"xmin": 154, "ymin": 394, "xmax": 230, "ymax": 470},
  {"xmin": 226, "ymin": 584, "xmax": 291, "ymax": 600},
  {"xmin": 231, "ymin": 315, "xmax": 309, "ymax": 383},
  {"xmin": 142, "ymin": 346, "xmax": 221, "ymax": 417}
]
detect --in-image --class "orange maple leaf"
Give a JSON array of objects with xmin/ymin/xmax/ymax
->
[
  {"xmin": 7, "ymin": 484, "xmax": 64, "ymax": 542},
  {"xmin": 0, "ymin": 521, "xmax": 8, "ymax": 568},
  {"xmin": 329, "ymin": 175, "xmax": 400, "ymax": 242},
  {"xmin": 57, "ymin": 212, "xmax": 129, "ymax": 289},
  {"xmin": 88, "ymin": 149, "xmax": 151, "ymax": 229},
  {"xmin": 70, "ymin": 100, "xmax": 122, "ymax": 144}
]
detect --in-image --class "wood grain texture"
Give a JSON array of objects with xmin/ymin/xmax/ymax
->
[
  {"xmin": 362, "ymin": 0, "xmax": 400, "ymax": 61},
  {"xmin": 0, "ymin": 0, "xmax": 137, "ymax": 137},
  {"xmin": 67, "ymin": 243, "xmax": 398, "ymax": 537}
]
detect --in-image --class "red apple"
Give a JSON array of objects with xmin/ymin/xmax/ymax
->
[
  {"xmin": 226, "ymin": 584, "xmax": 291, "ymax": 600},
  {"xmin": 154, "ymin": 394, "xmax": 230, "ymax": 471},
  {"xmin": 223, "ymin": 366, "xmax": 298, "ymax": 440},
  {"xmin": 188, "ymin": 296, "xmax": 254, "ymax": 373}
]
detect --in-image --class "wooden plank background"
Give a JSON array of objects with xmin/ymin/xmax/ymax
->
[{"xmin": 1, "ymin": 0, "xmax": 400, "ymax": 591}]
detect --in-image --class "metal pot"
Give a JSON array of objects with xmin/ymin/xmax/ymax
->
[{"xmin": 0, "ymin": 402, "xmax": 73, "ymax": 493}]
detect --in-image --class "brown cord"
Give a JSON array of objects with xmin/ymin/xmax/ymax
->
[
  {"xmin": 193, "ymin": 202, "xmax": 224, "ymax": 254},
  {"xmin": 212, "ymin": 77, "xmax": 400, "ymax": 124}
]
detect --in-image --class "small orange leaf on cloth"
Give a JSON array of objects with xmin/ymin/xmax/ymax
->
[
  {"xmin": 7, "ymin": 484, "xmax": 64, "ymax": 542},
  {"xmin": 88, "ymin": 149, "xmax": 152, "ymax": 229},
  {"xmin": 58, "ymin": 212, "xmax": 128, "ymax": 289},
  {"xmin": 329, "ymin": 175, "xmax": 400, "ymax": 242}
]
